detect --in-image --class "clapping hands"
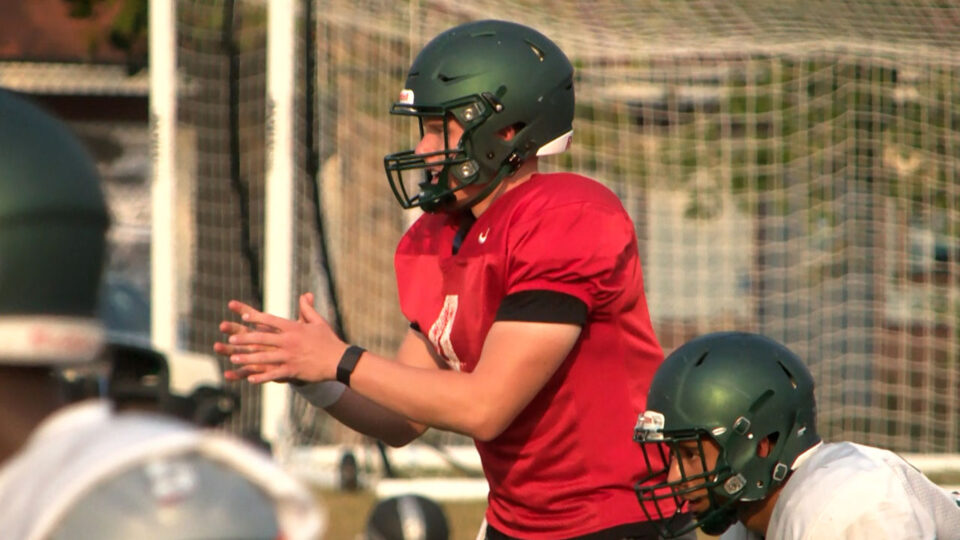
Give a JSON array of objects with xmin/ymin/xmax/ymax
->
[{"xmin": 213, "ymin": 293, "xmax": 347, "ymax": 384}]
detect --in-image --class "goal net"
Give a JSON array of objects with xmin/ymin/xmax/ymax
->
[{"xmin": 159, "ymin": 0, "xmax": 960, "ymax": 480}]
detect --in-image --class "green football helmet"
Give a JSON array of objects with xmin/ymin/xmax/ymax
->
[
  {"xmin": 633, "ymin": 331, "xmax": 821, "ymax": 538},
  {"xmin": 0, "ymin": 89, "xmax": 110, "ymax": 365},
  {"xmin": 365, "ymin": 494, "xmax": 450, "ymax": 540},
  {"xmin": 384, "ymin": 19, "xmax": 575, "ymax": 213}
]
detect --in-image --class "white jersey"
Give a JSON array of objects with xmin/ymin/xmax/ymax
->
[
  {"xmin": 0, "ymin": 400, "xmax": 325, "ymax": 540},
  {"xmin": 719, "ymin": 441, "xmax": 960, "ymax": 540}
]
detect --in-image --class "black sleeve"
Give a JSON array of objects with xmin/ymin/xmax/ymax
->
[{"xmin": 495, "ymin": 289, "xmax": 588, "ymax": 325}]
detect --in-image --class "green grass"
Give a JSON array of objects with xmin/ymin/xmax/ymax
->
[
  {"xmin": 317, "ymin": 488, "xmax": 487, "ymax": 540},
  {"xmin": 316, "ymin": 488, "xmax": 719, "ymax": 539},
  {"xmin": 928, "ymin": 470, "xmax": 960, "ymax": 486}
]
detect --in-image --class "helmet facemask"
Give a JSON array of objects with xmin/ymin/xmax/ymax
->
[
  {"xmin": 385, "ymin": 92, "xmax": 518, "ymax": 213},
  {"xmin": 634, "ymin": 416, "xmax": 741, "ymax": 538}
]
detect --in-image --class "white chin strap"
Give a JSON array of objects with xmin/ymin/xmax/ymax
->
[
  {"xmin": 0, "ymin": 317, "xmax": 105, "ymax": 365},
  {"xmin": 536, "ymin": 129, "xmax": 574, "ymax": 156}
]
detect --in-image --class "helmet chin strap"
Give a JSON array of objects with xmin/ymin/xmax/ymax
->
[
  {"xmin": 418, "ymin": 182, "xmax": 456, "ymax": 213},
  {"xmin": 698, "ymin": 506, "xmax": 739, "ymax": 536},
  {"xmin": 421, "ymin": 159, "xmax": 518, "ymax": 214}
]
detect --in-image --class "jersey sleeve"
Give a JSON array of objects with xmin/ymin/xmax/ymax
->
[{"xmin": 505, "ymin": 201, "xmax": 638, "ymax": 314}]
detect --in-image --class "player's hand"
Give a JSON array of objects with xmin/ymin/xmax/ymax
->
[
  {"xmin": 218, "ymin": 294, "xmax": 347, "ymax": 384},
  {"xmin": 215, "ymin": 300, "xmax": 278, "ymax": 381}
]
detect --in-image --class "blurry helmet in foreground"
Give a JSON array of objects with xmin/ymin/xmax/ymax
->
[
  {"xmin": 366, "ymin": 494, "xmax": 450, "ymax": 540},
  {"xmin": 1, "ymin": 409, "xmax": 325, "ymax": 540},
  {"xmin": 384, "ymin": 19, "xmax": 574, "ymax": 213},
  {"xmin": 633, "ymin": 332, "xmax": 821, "ymax": 537},
  {"xmin": 0, "ymin": 89, "xmax": 109, "ymax": 365}
]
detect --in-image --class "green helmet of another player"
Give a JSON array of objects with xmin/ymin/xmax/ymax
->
[
  {"xmin": 633, "ymin": 331, "xmax": 821, "ymax": 538},
  {"xmin": 365, "ymin": 494, "xmax": 450, "ymax": 540},
  {"xmin": 384, "ymin": 19, "xmax": 575, "ymax": 213},
  {"xmin": 0, "ymin": 89, "xmax": 110, "ymax": 364}
]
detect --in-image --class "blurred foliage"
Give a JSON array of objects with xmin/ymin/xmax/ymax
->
[
  {"xmin": 566, "ymin": 55, "xmax": 959, "ymax": 226},
  {"xmin": 63, "ymin": 0, "xmax": 148, "ymax": 68}
]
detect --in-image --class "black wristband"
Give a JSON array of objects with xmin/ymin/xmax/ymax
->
[{"xmin": 336, "ymin": 345, "xmax": 366, "ymax": 387}]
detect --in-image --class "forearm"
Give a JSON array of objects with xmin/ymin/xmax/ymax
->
[
  {"xmin": 346, "ymin": 353, "xmax": 494, "ymax": 439},
  {"xmin": 290, "ymin": 328, "xmax": 441, "ymax": 445},
  {"xmin": 221, "ymin": 311, "xmax": 578, "ymax": 442},
  {"xmin": 324, "ymin": 387, "xmax": 426, "ymax": 447},
  {"xmin": 328, "ymin": 327, "xmax": 493, "ymax": 440},
  {"xmin": 343, "ymin": 321, "xmax": 581, "ymax": 441}
]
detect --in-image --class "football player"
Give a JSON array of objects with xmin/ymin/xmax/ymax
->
[
  {"xmin": 633, "ymin": 331, "xmax": 960, "ymax": 539},
  {"xmin": 0, "ymin": 88, "xmax": 323, "ymax": 540},
  {"xmin": 218, "ymin": 19, "xmax": 688, "ymax": 539}
]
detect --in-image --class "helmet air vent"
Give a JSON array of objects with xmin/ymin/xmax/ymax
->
[
  {"xmin": 748, "ymin": 389, "xmax": 774, "ymax": 413},
  {"xmin": 526, "ymin": 41, "xmax": 545, "ymax": 61},
  {"xmin": 694, "ymin": 350, "xmax": 710, "ymax": 366},
  {"xmin": 777, "ymin": 360, "xmax": 798, "ymax": 388}
]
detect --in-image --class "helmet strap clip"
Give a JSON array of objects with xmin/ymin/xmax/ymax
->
[
  {"xmin": 771, "ymin": 462, "xmax": 789, "ymax": 483},
  {"xmin": 723, "ymin": 473, "xmax": 746, "ymax": 495},
  {"xmin": 481, "ymin": 91, "xmax": 504, "ymax": 112}
]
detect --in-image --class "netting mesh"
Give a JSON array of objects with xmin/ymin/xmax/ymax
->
[
  {"xmin": 176, "ymin": 0, "xmax": 268, "ymax": 438},
  {"xmin": 172, "ymin": 0, "xmax": 960, "ymax": 454}
]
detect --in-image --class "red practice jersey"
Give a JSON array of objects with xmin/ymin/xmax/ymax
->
[{"xmin": 395, "ymin": 172, "xmax": 669, "ymax": 538}]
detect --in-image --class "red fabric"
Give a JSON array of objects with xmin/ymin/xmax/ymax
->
[{"xmin": 395, "ymin": 172, "xmax": 670, "ymax": 538}]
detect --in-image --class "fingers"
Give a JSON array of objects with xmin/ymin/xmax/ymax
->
[
  {"xmin": 227, "ymin": 300, "xmax": 260, "ymax": 318},
  {"xmin": 225, "ymin": 364, "xmax": 296, "ymax": 384},
  {"xmin": 227, "ymin": 330, "xmax": 285, "ymax": 348},
  {"xmin": 218, "ymin": 319, "xmax": 283, "ymax": 358},
  {"xmin": 221, "ymin": 298, "xmax": 309, "ymax": 383},
  {"xmin": 248, "ymin": 366, "xmax": 295, "ymax": 384},
  {"xmin": 220, "ymin": 321, "xmax": 248, "ymax": 335},
  {"xmin": 238, "ymin": 309, "xmax": 292, "ymax": 331},
  {"xmin": 214, "ymin": 341, "xmax": 274, "ymax": 357},
  {"xmin": 216, "ymin": 319, "xmax": 277, "ymax": 356},
  {"xmin": 213, "ymin": 341, "xmax": 232, "ymax": 356},
  {"xmin": 299, "ymin": 293, "xmax": 322, "ymax": 323},
  {"xmin": 226, "ymin": 300, "xmax": 289, "ymax": 330},
  {"xmin": 297, "ymin": 293, "xmax": 314, "ymax": 323},
  {"xmin": 228, "ymin": 349, "xmax": 289, "ymax": 365},
  {"xmin": 224, "ymin": 364, "xmax": 268, "ymax": 381},
  {"xmin": 220, "ymin": 320, "xmax": 278, "ymax": 342}
]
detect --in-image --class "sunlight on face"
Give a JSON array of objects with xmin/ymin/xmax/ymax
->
[
  {"xmin": 415, "ymin": 116, "xmax": 464, "ymax": 159},
  {"xmin": 414, "ymin": 116, "xmax": 483, "ymax": 206}
]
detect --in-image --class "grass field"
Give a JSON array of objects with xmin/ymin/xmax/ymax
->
[
  {"xmin": 315, "ymin": 488, "xmax": 719, "ymax": 539},
  {"xmin": 317, "ymin": 488, "xmax": 487, "ymax": 540},
  {"xmin": 316, "ymin": 473, "xmax": 960, "ymax": 539}
]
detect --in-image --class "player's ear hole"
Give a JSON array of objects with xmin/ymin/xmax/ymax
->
[
  {"xmin": 757, "ymin": 432, "xmax": 779, "ymax": 458},
  {"xmin": 498, "ymin": 123, "xmax": 525, "ymax": 141}
]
